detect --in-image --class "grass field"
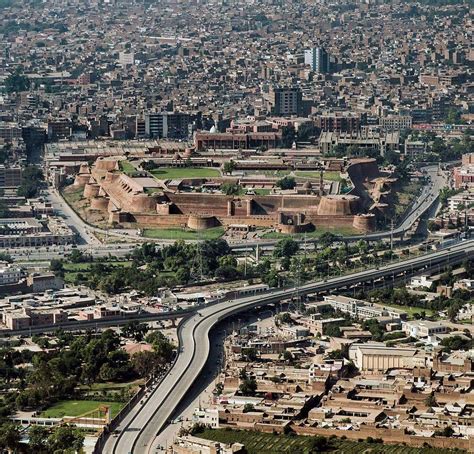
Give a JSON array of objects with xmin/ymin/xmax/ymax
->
[
  {"xmin": 62, "ymin": 187, "xmax": 84, "ymax": 204},
  {"xmin": 63, "ymin": 261, "xmax": 131, "ymax": 272},
  {"xmin": 142, "ymin": 226, "xmax": 225, "ymax": 240},
  {"xmin": 150, "ymin": 167, "xmax": 220, "ymax": 179},
  {"xmin": 198, "ymin": 429, "xmax": 459, "ymax": 454},
  {"xmin": 41, "ymin": 400, "xmax": 123, "ymax": 419},
  {"xmin": 252, "ymin": 189, "xmax": 272, "ymax": 195},
  {"xmin": 63, "ymin": 261, "xmax": 132, "ymax": 284},
  {"xmin": 119, "ymin": 160, "xmax": 137, "ymax": 175},
  {"xmin": 379, "ymin": 302, "xmax": 435, "ymax": 319},
  {"xmin": 262, "ymin": 226, "xmax": 359, "ymax": 239},
  {"xmin": 80, "ymin": 379, "xmax": 144, "ymax": 392},
  {"xmin": 295, "ymin": 171, "xmax": 342, "ymax": 182}
]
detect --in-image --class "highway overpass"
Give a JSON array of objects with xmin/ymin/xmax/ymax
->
[{"xmin": 102, "ymin": 238, "xmax": 474, "ymax": 454}]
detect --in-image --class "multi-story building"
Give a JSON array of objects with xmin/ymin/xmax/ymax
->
[
  {"xmin": 304, "ymin": 47, "xmax": 330, "ymax": 73},
  {"xmin": 319, "ymin": 130, "xmax": 399, "ymax": 155},
  {"xmin": 314, "ymin": 112, "xmax": 361, "ymax": 133},
  {"xmin": 323, "ymin": 295, "xmax": 406, "ymax": 320},
  {"xmin": 0, "ymin": 264, "xmax": 22, "ymax": 286},
  {"xmin": 144, "ymin": 111, "xmax": 192, "ymax": 139},
  {"xmin": 0, "ymin": 165, "xmax": 22, "ymax": 189},
  {"xmin": 0, "ymin": 123, "xmax": 22, "ymax": 143},
  {"xmin": 404, "ymin": 138, "xmax": 427, "ymax": 156},
  {"xmin": 380, "ymin": 115, "xmax": 412, "ymax": 131},
  {"xmin": 265, "ymin": 87, "xmax": 302, "ymax": 116},
  {"xmin": 47, "ymin": 119, "xmax": 71, "ymax": 141},
  {"xmin": 0, "ymin": 218, "xmax": 75, "ymax": 248},
  {"xmin": 194, "ymin": 130, "xmax": 282, "ymax": 151}
]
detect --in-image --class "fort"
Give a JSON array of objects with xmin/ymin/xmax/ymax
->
[{"xmin": 67, "ymin": 156, "xmax": 398, "ymax": 234}]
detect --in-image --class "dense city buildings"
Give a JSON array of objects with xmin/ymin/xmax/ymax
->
[{"xmin": 0, "ymin": 0, "xmax": 473, "ymax": 453}]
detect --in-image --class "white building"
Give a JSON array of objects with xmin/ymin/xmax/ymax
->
[
  {"xmin": 118, "ymin": 51, "xmax": 134, "ymax": 66},
  {"xmin": 409, "ymin": 274, "xmax": 434, "ymax": 289},
  {"xmin": 402, "ymin": 320, "xmax": 450, "ymax": 339},
  {"xmin": 192, "ymin": 408, "xmax": 219, "ymax": 428},
  {"xmin": 0, "ymin": 264, "xmax": 22, "ymax": 285},
  {"xmin": 323, "ymin": 295, "xmax": 406, "ymax": 320},
  {"xmin": 447, "ymin": 192, "xmax": 474, "ymax": 211}
]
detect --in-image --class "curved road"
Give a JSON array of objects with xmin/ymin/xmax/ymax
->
[{"xmin": 103, "ymin": 238, "xmax": 474, "ymax": 454}]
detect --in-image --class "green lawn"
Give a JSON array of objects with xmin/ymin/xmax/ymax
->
[
  {"xmin": 295, "ymin": 171, "xmax": 342, "ymax": 182},
  {"xmin": 150, "ymin": 167, "xmax": 220, "ymax": 179},
  {"xmin": 253, "ymin": 189, "xmax": 272, "ymax": 195},
  {"xmin": 63, "ymin": 261, "xmax": 132, "ymax": 272},
  {"xmin": 198, "ymin": 429, "xmax": 461, "ymax": 454},
  {"xmin": 79, "ymin": 380, "xmax": 143, "ymax": 392},
  {"xmin": 41, "ymin": 400, "xmax": 124, "ymax": 419},
  {"xmin": 262, "ymin": 226, "xmax": 359, "ymax": 239},
  {"xmin": 63, "ymin": 261, "xmax": 132, "ymax": 284},
  {"xmin": 119, "ymin": 160, "xmax": 137, "ymax": 175},
  {"xmin": 380, "ymin": 302, "xmax": 435, "ymax": 319},
  {"xmin": 62, "ymin": 187, "xmax": 84, "ymax": 204},
  {"xmin": 142, "ymin": 226, "xmax": 225, "ymax": 240}
]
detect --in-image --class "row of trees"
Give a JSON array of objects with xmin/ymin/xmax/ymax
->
[
  {"xmin": 53, "ymin": 239, "xmax": 245, "ymax": 294},
  {"xmin": 0, "ymin": 424, "xmax": 84, "ymax": 454}
]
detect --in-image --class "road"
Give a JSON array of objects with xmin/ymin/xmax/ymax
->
[
  {"xmin": 103, "ymin": 238, "xmax": 474, "ymax": 454},
  {"xmin": 45, "ymin": 189, "xmax": 101, "ymax": 245}
]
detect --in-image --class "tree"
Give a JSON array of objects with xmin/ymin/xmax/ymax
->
[
  {"xmin": 122, "ymin": 321, "xmax": 149, "ymax": 342},
  {"xmin": 220, "ymin": 182, "xmax": 240, "ymax": 195},
  {"xmin": 273, "ymin": 238, "xmax": 299, "ymax": 258},
  {"xmin": 175, "ymin": 267, "xmax": 190, "ymax": 284},
  {"xmin": 17, "ymin": 165, "xmax": 44, "ymax": 198},
  {"xmin": 46, "ymin": 425, "xmax": 84, "ymax": 453},
  {"xmin": 425, "ymin": 394, "xmax": 437, "ymax": 407},
  {"xmin": 446, "ymin": 108, "xmax": 462, "ymax": 125},
  {"xmin": 319, "ymin": 232, "xmax": 337, "ymax": 248},
  {"xmin": 239, "ymin": 373, "xmax": 257, "ymax": 396},
  {"xmin": 276, "ymin": 176, "xmax": 296, "ymax": 190},
  {"xmin": 310, "ymin": 436, "xmax": 329, "ymax": 452},
  {"xmin": 5, "ymin": 68, "xmax": 30, "ymax": 93},
  {"xmin": 0, "ymin": 198, "xmax": 8, "ymax": 218},
  {"xmin": 131, "ymin": 350, "xmax": 164, "ymax": 378},
  {"xmin": 215, "ymin": 264, "xmax": 239, "ymax": 280},
  {"xmin": 0, "ymin": 252, "xmax": 12, "ymax": 263},
  {"xmin": 241, "ymin": 348, "xmax": 258, "ymax": 362},
  {"xmin": 281, "ymin": 126, "xmax": 296, "ymax": 148},
  {"xmin": 297, "ymin": 122, "xmax": 318, "ymax": 141},
  {"xmin": 243, "ymin": 403, "xmax": 255, "ymax": 413},
  {"xmin": 68, "ymin": 249, "xmax": 88, "ymax": 263},
  {"xmin": 440, "ymin": 335, "xmax": 472, "ymax": 352},
  {"xmin": 29, "ymin": 425, "xmax": 48, "ymax": 452},
  {"xmin": 146, "ymin": 331, "xmax": 174, "ymax": 363},
  {"xmin": 0, "ymin": 423, "xmax": 20, "ymax": 452},
  {"xmin": 448, "ymin": 301, "xmax": 462, "ymax": 322},
  {"xmin": 281, "ymin": 350, "xmax": 294, "ymax": 363},
  {"xmin": 434, "ymin": 426, "xmax": 454, "ymax": 438},
  {"xmin": 223, "ymin": 161, "xmax": 236, "ymax": 174}
]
